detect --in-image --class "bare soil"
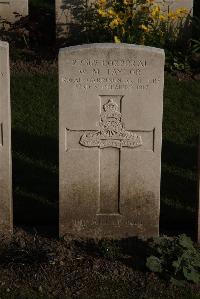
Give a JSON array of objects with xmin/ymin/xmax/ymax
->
[{"xmin": 0, "ymin": 227, "xmax": 198, "ymax": 299}]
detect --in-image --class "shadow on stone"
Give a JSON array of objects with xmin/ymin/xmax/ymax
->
[{"xmin": 56, "ymin": 0, "xmax": 96, "ymax": 46}]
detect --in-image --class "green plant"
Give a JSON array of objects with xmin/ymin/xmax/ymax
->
[
  {"xmin": 85, "ymin": 0, "xmax": 192, "ymax": 72},
  {"xmin": 191, "ymin": 16, "xmax": 200, "ymax": 53},
  {"xmin": 0, "ymin": 15, "xmax": 29, "ymax": 50},
  {"xmin": 146, "ymin": 234, "xmax": 200, "ymax": 284},
  {"xmin": 165, "ymin": 50, "xmax": 191, "ymax": 72},
  {"xmin": 89, "ymin": 0, "xmax": 189, "ymax": 48},
  {"xmin": 191, "ymin": 38, "xmax": 200, "ymax": 55}
]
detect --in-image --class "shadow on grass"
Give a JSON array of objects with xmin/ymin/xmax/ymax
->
[
  {"xmin": 162, "ymin": 139, "xmax": 197, "ymax": 171},
  {"xmin": 12, "ymin": 130, "xmax": 198, "ymax": 238},
  {"xmin": 160, "ymin": 138, "xmax": 198, "ymax": 236},
  {"xmin": 12, "ymin": 129, "xmax": 59, "ymax": 236}
]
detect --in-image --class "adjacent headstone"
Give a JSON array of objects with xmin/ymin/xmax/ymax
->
[
  {"xmin": 197, "ymin": 134, "xmax": 200, "ymax": 243},
  {"xmin": 155, "ymin": 0, "xmax": 193, "ymax": 14},
  {"xmin": 0, "ymin": 0, "xmax": 28, "ymax": 23},
  {"xmin": 59, "ymin": 43, "xmax": 165, "ymax": 239},
  {"xmin": 0, "ymin": 41, "xmax": 12, "ymax": 235},
  {"xmin": 56, "ymin": 0, "xmax": 91, "ymax": 42}
]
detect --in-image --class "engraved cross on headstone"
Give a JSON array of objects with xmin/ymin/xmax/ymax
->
[{"xmin": 66, "ymin": 95, "xmax": 153, "ymax": 215}]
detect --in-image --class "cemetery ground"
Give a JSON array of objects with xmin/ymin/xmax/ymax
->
[
  {"xmin": 0, "ymin": 57, "xmax": 197, "ymax": 299},
  {"xmin": 0, "ymin": 0, "xmax": 200, "ymax": 298}
]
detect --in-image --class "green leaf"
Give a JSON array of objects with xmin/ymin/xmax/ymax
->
[
  {"xmin": 191, "ymin": 254, "xmax": 200, "ymax": 268},
  {"xmin": 170, "ymin": 277, "xmax": 186, "ymax": 287},
  {"xmin": 183, "ymin": 267, "xmax": 200, "ymax": 283},
  {"xmin": 178, "ymin": 234, "xmax": 194, "ymax": 250},
  {"xmin": 147, "ymin": 235, "xmax": 200, "ymax": 283},
  {"xmin": 146, "ymin": 256, "xmax": 162, "ymax": 273},
  {"xmin": 172, "ymin": 256, "xmax": 183, "ymax": 273}
]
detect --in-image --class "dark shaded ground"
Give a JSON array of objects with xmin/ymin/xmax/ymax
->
[{"xmin": 0, "ymin": 228, "xmax": 199, "ymax": 299}]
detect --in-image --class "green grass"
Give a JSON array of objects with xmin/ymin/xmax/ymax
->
[
  {"xmin": 11, "ymin": 73, "xmax": 58, "ymax": 225},
  {"xmin": 161, "ymin": 76, "xmax": 200, "ymax": 234},
  {"xmin": 11, "ymin": 72, "xmax": 200, "ymax": 233}
]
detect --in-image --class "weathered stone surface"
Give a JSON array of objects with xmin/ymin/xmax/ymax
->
[
  {"xmin": 0, "ymin": 0, "xmax": 28, "ymax": 23},
  {"xmin": 56, "ymin": 0, "xmax": 90, "ymax": 41},
  {"xmin": 155, "ymin": 0, "xmax": 193, "ymax": 14},
  {"xmin": 0, "ymin": 41, "xmax": 12, "ymax": 235},
  {"xmin": 59, "ymin": 43, "xmax": 165, "ymax": 239}
]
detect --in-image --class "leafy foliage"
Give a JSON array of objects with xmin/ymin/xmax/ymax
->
[
  {"xmin": 0, "ymin": 15, "xmax": 29, "ymax": 51},
  {"xmin": 192, "ymin": 39, "xmax": 200, "ymax": 54},
  {"xmin": 146, "ymin": 256, "xmax": 162, "ymax": 273},
  {"xmin": 88, "ymin": 0, "xmax": 190, "ymax": 47},
  {"xmin": 84, "ymin": 0, "xmax": 194, "ymax": 72},
  {"xmin": 188, "ymin": 18, "xmax": 200, "ymax": 73},
  {"xmin": 191, "ymin": 17, "xmax": 200, "ymax": 55},
  {"xmin": 165, "ymin": 50, "xmax": 191, "ymax": 72},
  {"xmin": 146, "ymin": 235, "xmax": 200, "ymax": 284}
]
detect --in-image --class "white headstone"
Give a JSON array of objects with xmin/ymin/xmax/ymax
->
[
  {"xmin": 56, "ymin": 0, "xmax": 87, "ymax": 40},
  {"xmin": 0, "ymin": 41, "xmax": 12, "ymax": 235},
  {"xmin": 59, "ymin": 43, "xmax": 165, "ymax": 239},
  {"xmin": 0, "ymin": 0, "xmax": 28, "ymax": 23},
  {"xmin": 155, "ymin": 0, "xmax": 193, "ymax": 14}
]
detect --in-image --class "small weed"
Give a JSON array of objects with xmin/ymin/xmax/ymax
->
[{"xmin": 146, "ymin": 234, "xmax": 200, "ymax": 284}]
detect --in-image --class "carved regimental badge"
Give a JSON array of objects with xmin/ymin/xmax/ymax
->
[{"xmin": 80, "ymin": 99, "xmax": 143, "ymax": 149}]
